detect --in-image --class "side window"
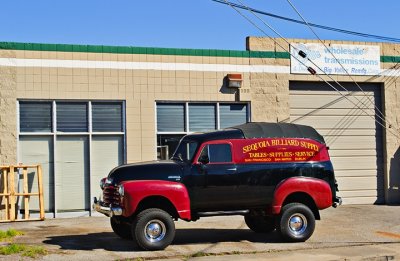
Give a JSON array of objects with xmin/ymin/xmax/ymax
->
[{"xmin": 199, "ymin": 144, "xmax": 232, "ymax": 163}]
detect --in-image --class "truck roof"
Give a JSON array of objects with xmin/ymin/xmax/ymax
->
[
  {"xmin": 231, "ymin": 122, "xmax": 325, "ymax": 144},
  {"xmin": 186, "ymin": 122, "xmax": 325, "ymax": 144}
]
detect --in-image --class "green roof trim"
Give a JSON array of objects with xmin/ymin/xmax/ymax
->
[
  {"xmin": 0, "ymin": 41, "xmax": 288, "ymax": 59},
  {"xmin": 0, "ymin": 42, "xmax": 397, "ymax": 62},
  {"xmin": 381, "ymin": 55, "xmax": 400, "ymax": 63}
]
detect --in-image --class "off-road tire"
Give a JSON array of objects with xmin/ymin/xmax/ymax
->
[
  {"xmin": 132, "ymin": 208, "xmax": 175, "ymax": 251},
  {"xmin": 110, "ymin": 216, "xmax": 132, "ymax": 239},
  {"xmin": 278, "ymin": 203, "xmax": 315, "ymax": 242},
  {"xmin": 244, "ymin": 215, "xmax": 276, "ymax": 233}
]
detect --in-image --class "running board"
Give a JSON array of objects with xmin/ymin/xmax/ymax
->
[{"xmin": 197, "ymin": 210, "xmax": 249, "ymax": 217}]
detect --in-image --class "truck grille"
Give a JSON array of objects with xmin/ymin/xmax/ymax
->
[{"xmin": 103, "ymin": 186, "xmax": 121, "ymax": 206}]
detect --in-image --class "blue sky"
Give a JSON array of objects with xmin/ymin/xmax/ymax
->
[{"xmin": 1, "ymin": 1, "xmax": 399, "ymax": 50}]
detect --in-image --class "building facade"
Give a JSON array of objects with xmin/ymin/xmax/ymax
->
[{"xmin": 0, "ymin": 37, "xmax": 399, "ymax": 218}]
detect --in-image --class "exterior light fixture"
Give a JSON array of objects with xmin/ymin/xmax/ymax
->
[{"xmin": 227, "ymin": 74, "xmax": 243, "ymax": 88}]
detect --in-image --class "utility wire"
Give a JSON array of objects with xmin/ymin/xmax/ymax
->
[
  {"xmin": 218, "ymin": 0, "xmax": 400, "ymax": 139},
  {"xmin": 234, "ymin": 0, "xmax": 388, "ymax": 128},
  {"xmin": 234, "ymin": 0, "xmax": 399, "ymax": 139},
  {"xmin": 284, "ymin": 0, "xmax": 395, "ymax": 132},
  {"xmin": 212, "ymin": 0, "xmax": 400, "ymax": 43}
]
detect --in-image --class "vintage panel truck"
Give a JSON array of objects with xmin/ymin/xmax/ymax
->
[{"xmin": 93, "ymin": 122, "xmax": 341, "ymax": 250}]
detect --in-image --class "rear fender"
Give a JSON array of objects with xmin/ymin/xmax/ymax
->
[
  {"xmin": 271, "ymin": 177, "xmax": 332, "ymax": 214},
  {"xmin": 121, "ymin": 180, "xmax": 191, "ymax": 220}
]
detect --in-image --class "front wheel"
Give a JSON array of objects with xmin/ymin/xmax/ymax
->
[
  {"xmin": 132, "ymin": 208, "xmax": 175, "ymax": 251},
  {"xmin": 110, "ymin": 216, "xmax": 132, "ymax": 239},
  {"xmin": 278, "ymin": 203, "xmax": 315, "ymax": 242}
]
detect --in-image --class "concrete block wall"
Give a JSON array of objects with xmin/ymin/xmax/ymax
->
[
  {"xmin": 0, "ymin": 50, "xmax": 17, "ymax": 165},
  {"xmin": 10, "ymin": 47, "xmax": 249, "ymax": 163}
]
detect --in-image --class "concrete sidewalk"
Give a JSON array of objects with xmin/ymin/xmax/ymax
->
[{"xmin": 0, "ymin": 205, "xmax": 399, "ymax": 260}]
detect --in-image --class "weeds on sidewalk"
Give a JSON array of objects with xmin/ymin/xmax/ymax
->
[
  {"xmin": 0, "ymin": 229, "xmax": 24, "ymax": 241},
  {"xmin": 0, "ymin": 243, "xmax": 47, "ymax": 258},
  {"xmin": 0, "ymin": 228, "xmax": 48, "ymax": 258}
]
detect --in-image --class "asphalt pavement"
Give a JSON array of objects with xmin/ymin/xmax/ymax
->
[{"xmin": 0, "ymin": 205, "xmax": 399, "ymax": 260}]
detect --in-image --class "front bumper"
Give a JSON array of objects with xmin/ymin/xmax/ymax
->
[{"xmin": 92, "ymin": 197, "xmax": 123, "ymax": 217}]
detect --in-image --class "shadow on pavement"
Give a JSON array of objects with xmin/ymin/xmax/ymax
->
[
  {"xmin": 174, "ymin": 228, "xmax": 281, "ymax": 244},
  {"xmin": 43, "ymin": 228, "xmax": 282, "ymax": 251}
]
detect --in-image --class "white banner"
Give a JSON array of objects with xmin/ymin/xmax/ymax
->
[{"xmin": 290, "ymin": 43, "xmax": 380, "ymax": 76}]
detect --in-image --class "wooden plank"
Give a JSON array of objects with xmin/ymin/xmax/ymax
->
[
  {"xmin": 22, "ymin": 167, "xmax": 29, "ymax": 220},
  {"xmin": 2, "ymin": 168, "xmax": 9, "ymax": 221},
  {"xmin": 18, "ymin": 165, "xmax": 44, "ymax": 168},
  {"xmin": 14, "ymin": 193, "xmax": 40, "ymax": 196},
  {"xmin": 37, "ymin": 165, "xmax": 45, "ymax": 220},
  {"xmin": 0, "ymin": 218, "xmax": 43, "ymax": 223},
  {"xmin": 9, "ymin": 166, "xmax": 15, "ymax": 221}
]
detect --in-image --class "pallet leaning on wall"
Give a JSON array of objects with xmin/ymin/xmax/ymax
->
[{"xmin": 0, "ymin": 165, "xmax": 45, "ymax": 222}]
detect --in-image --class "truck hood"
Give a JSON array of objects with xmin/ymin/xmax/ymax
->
[{"xmin": 107, "ymin": 160, "xmax": 184, "ymax": 185}]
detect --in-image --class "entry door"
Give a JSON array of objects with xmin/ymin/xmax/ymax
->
[
  {"xmin": 190, "ymin": 143, "xmax": 238, "ymax": 210},
  {"xmin": 19, "ymin": 136, "xmax": 54, "ymax": 212},
  {"xmin": 56, "ymin": 136, "xmax": 89, "ymax": 212}
]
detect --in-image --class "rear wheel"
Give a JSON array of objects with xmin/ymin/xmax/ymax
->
[
  {"xmin": 110, "ymin": 216, "xmax": 132, "ymax": 239},
  {"xmin": 278, "ymin": 203, "xmax": 315, "ymax": 242},
  {"xmin": 132, "ymin": 208, "xmax": 175, "ymax": 251},
  {"xmin": 245, "ymin": 215, "xmax": 276, "ymax": 233}
]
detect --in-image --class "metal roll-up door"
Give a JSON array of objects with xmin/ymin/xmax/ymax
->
[{"xmin": 289, "ymin": 81, "xmax": 384, "ymax": 204}]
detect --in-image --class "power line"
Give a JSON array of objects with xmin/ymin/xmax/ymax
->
[
  {"xmin": 212, "ymin": 0, "xmax": 400, "ymax": 43},
  {"xmin": 284, "ymin": 0, "xmax": 395, "ymax": 134},
  {"xmin": 218, "ymin": 0, "xmax": 400, "ymax": 139}
]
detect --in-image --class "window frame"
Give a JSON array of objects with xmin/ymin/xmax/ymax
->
[
  {"xmin": 17, "ymin": 99, "xmax": 126, "ymax": 218},
  {"xmin": 155, "ymin": 101, "xmax": 250, "ymax": 160},
  {"xmin": 194, "ymin": 141, "xmax": 234, "ymax": 165},
  {"xmin": 156, "ymin": 101, "xmax": 250, "ymax": 135}
]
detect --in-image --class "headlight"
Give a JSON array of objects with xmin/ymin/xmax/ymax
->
[
  {"xmin": 118, "ymin": 185, "xmax": 124, "ymax": 197},
  {"xmin": 105, "ymin": 177, "xmax": 113, "ymax": 185},
  {"xmin": 100, "ymin": 178, "xmax": 106, "ymax": 190}
]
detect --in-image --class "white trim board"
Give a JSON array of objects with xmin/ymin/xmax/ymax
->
[
  {"xmin": 0, "ymin": 57, "xmax": 399, "ymax": 76},
  {"xmin": 0, "ymin": 57, "xmax": 288, "ymax": 73}
]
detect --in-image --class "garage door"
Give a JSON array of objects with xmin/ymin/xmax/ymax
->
[{"xmin": 289, "ymin": 82, "xmax": 384, "ymax": 204}]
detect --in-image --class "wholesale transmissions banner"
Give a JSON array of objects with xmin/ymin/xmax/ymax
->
[{"xmin": 290, "ymin": 43, "xmax": 380, "ymax": 76}]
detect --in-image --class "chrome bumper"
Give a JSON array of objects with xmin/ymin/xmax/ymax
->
[{"xmin": 92, "ymin": 197, "xmax": 123, "ymax": 217}]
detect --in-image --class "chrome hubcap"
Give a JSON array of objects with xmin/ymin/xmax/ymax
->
[
  {"xmin": 288, "ymin": 213, "xmax": 307, "ymax": 235},
  {"xmin": 144, "ymin": 219, "xmax": 166, "ymax": 242}
]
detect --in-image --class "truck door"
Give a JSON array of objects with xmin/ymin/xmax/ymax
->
[{"xmin": 189, "ymin": 142, "xmax": 239, "ymax": 210}]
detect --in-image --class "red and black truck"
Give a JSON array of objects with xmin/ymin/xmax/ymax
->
[{"xmin": 93, "ymin": 122, "xmax": 341, "ymax": 250}]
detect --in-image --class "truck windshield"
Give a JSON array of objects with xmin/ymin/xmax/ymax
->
[{"xmin": 172, "ymin": 139, "xmax": 198, "ymax": 162}]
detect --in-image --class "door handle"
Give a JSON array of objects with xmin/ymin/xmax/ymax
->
[{"xmin": 227, "ymin": 168, "xmax": 237, "ymax": 171}]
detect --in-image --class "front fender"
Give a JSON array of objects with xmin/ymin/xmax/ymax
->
[
  {"xmin": 121, "ymin": 180, "xmax": 191, "ymax": 220},
  {"xmin": 271, "ymin": 177, "xmax": 333, "ymax": 214}
]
